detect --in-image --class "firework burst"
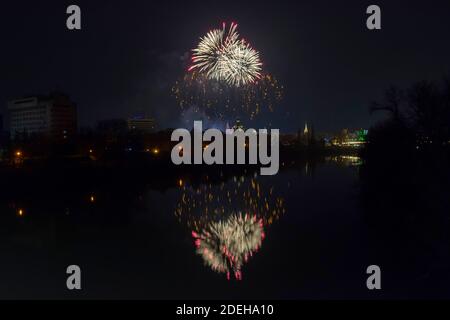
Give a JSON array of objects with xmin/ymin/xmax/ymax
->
[
  {"xmin": 192, "ymin": 213, "xmax": 265, "ymax": 280},
  {"xmin": 173, "ymin": 22, "xmax": 283, "ymax": 121},
  {"xmin": 189, "ymin": 22, "xmax": 262, "ymax": 87}
]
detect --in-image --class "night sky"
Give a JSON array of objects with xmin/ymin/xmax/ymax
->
[{"xmin": 1, "ymin": 0, "xmax": 450, "ymax": 132}]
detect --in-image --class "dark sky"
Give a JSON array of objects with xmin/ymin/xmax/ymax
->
[{"xmin": 1, "ymin": 0, "xmax": 450, "ymax": 132}]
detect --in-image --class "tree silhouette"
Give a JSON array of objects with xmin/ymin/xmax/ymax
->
[{"xmin": 368, "ymin": 78, "xmax": 450, "ymax": 151}]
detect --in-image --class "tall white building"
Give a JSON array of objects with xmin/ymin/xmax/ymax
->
[{"xmin": 8, "ymin": 93, "xmax": 77, "ymax": 139}]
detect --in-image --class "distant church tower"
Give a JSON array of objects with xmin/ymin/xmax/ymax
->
[
  {"xmin": 303, "ymin": 122, "xmax": 309, "ymax": 135},
  {"xmin": 298, "ymin": 122, "xmax": 312, "ymax": 146}
]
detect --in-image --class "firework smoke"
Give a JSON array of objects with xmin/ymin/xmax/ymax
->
[{"xmin": 172, "ymin": 72, "xmax": 283, "ymax": 121}]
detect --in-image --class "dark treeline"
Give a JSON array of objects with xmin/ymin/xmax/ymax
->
[
  {"xmin": 365, "ymin": 78, "xmax": 450, "ymax": 156},
  {"xmin": 359, "ymin": 79, "xmax": 450, "ymax": 296},
  {"xmin": 361, "ymin": 77, "xmax": 450, "ymax": 199}
]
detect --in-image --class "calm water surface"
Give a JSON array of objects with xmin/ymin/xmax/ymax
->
[{"xmin": 0, "ymin": 159, "xmax": 448, "ymax": 299}]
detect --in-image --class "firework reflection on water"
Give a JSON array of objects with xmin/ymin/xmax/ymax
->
[{"xmin": 175, "ymin": 173, "xmax": 286, "ymax": 279}]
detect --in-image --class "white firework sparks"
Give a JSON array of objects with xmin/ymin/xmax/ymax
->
[
  {"xmin": 189, "ymin": 22, "xmax": 262, "ymax": 87},
  {"xmin": 192, "ymin": 212, "xmax": 265, "ymax": 280}
]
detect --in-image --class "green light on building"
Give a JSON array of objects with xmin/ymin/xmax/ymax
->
[{"xmin": 357, "ymin": 129, "xmax": 368, "ymax": 142}]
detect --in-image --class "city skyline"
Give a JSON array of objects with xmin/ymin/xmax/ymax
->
[{"xmin": 0, "ymin": 91, "xmax": 371, "ymax": 137}]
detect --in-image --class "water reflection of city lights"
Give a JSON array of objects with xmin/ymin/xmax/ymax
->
[{"xmin": 326, "ymin": 155, "xmax": 362, "ymax": 166}]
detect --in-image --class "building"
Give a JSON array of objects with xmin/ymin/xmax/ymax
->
[
  {"xmin": 97, "ymin": 119, "xmax": 128, "ymax": 136},
  {"xmin": 8, "ymin": 93, "xmax": 77, "ymax": 140},
  {"xmin": 329, "ymin": 128, "xmax": 368, "ymax": 147},
  {"xmin": 0, "ymin": 114, "xmax": 11, "ymax": 161},
  {"xmin": 226, "ymin": 119, "xmax": 245, "ymax": 131},
  {"xmin": 298, "ymin": 122, "xmax": 314, "ymax": 146},
  {"xmin": 280, "ymin": 133, "xmax": 298, "ymax": 146},
  {"xmin": 127, "ymin": 117, "xmax": 156, "ymax": 133}
]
